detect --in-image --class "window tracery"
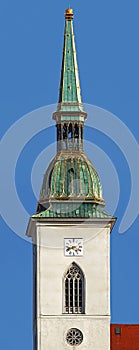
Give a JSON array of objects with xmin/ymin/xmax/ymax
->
[
  {"xmin": 66, "ymin": 328, "xmax": 83, "ymax": 346},
  {"xmin": 64, "ymin": 262, "xmax": 85, "ymax": 314}
]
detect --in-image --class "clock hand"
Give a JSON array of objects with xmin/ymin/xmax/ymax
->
[
  {"xmin": 67, "ymin": 245, "xmax": 77, "ymax": 250},
  {"xmin": 66, "ymin": 245, "xmax": 82, "ymax": 252}
]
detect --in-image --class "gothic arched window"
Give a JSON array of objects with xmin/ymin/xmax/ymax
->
[{"xmin": 64, "ymin": 262, "xmax": 85, "ymax": 314}]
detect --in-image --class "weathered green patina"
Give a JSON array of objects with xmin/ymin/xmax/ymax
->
[
  {"xmin": 39, "ymin": 152, "xmax": 104, "ymax": 202},
  {"xmin": 33, "ymin": 203, "xmax": 112, "ymax": 219},
  {"xmin": 58, "ymin": 17, "xmax": 82, "ymax": 110},
  {"xmin": 32, "ymin": 9, "xmax": 113, "ymax": 221}
]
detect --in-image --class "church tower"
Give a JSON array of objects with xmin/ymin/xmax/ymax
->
[{"xmin": 27, "ymin": 8, "xmax": 116, "ymax": 350}]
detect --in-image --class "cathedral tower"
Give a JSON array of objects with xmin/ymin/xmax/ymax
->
[{"xmin": 27, "ymin": 8, "xmax": 116, "ymax": 350}]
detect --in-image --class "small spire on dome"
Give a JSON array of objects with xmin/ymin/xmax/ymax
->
[{"xmin": 65, "ymin": 8, "xmax": 74, "ymax": 19}]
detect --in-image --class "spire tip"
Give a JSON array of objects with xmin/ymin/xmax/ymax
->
[{"xmin": 65, "ymin": 8, "xmax": 74, "ymax": 20}]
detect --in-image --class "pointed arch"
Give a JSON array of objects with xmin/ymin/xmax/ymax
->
[{"xmin": 63, "ymin": 262, "xmax": 85, "ymax": 314}]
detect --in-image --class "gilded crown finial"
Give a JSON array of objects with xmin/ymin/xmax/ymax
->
[{"xmin": 65, "ymin": 8, "xmax": 74, "ymax": 19}]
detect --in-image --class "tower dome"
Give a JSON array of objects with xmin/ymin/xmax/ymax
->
[{"xmin": 39, "ymin": 152, "xmax": 104, "ymax": 204}]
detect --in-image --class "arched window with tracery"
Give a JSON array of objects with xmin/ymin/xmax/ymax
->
[{"xmin": 64, "ymin": 262, "xmax": 85, "ymax": 314}]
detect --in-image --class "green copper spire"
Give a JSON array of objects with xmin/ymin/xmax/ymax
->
[
  {"xmin": 32, "ymin": 8, "xmax": 116, "ymax": 224},
  {"xmin": 53, "ymin": 8, "xmax": 87, "ymax": 152},
  {"xmin": 58, "ymin": 8, "xmax": 82, "ymax": 106}
]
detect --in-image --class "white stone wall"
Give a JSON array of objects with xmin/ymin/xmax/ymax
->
[
  {"xmin": 39, "ymin": 316, "xmax": 110, "ymax": 350},
  {"xmin": 36, "ymin": 223, "xmax": 110, "ymax": 316},
  {"xmin": 30, "ymin": 221, "xmax": 111, "ymax": 350}
]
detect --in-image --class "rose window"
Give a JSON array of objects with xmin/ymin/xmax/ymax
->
[{"xmin": 66, "ymin": 328, "xmax": 83, "ymax": 346}]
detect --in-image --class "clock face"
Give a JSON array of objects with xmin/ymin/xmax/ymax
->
[{"xmin": 64, "ymin": 238, "xmax": 83, "ymax": 256}]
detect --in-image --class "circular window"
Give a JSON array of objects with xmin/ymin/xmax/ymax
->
[{"xmin": 66, "ymin": 328, "xmax": 83, "ymax": 346}]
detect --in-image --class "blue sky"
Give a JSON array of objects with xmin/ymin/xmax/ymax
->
[{"xmin": 0, "ymin": 1, "xmax": 139, "ymax": 349}]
